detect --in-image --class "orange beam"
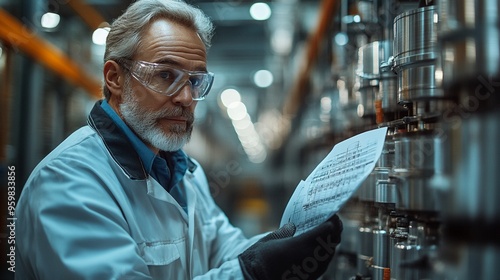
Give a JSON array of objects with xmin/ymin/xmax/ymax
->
[
  {"xmin": 283, "ymin": 0, "xmax": 340, "ymax": 117},
  {"xmin": 67, "ymin": 0, "xmax": 109, "ymax": 30},
  {"xmin": 0, "ymin": 8, "xmax": 102, "ymax": 99}
]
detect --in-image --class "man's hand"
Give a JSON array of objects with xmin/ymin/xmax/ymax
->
[{"xmin": 238, "ymin": 214, "xmax": 343, "ymax": 280}]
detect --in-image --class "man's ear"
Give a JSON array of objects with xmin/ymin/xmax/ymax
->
[{"xmin": 103, "ymin": 60, "xmax": 124, "ymax": 99}]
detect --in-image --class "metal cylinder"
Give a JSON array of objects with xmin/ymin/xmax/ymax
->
[
  {"xmin": 379, "ymin": 78, "xmax": 399, "ymax": 113},
  {"xmin": 376, "ymin": 179, "xmax": 398, "ymax": 204},
  {"xmin": 393, "ymin": 6, "xmax": 444, "ymax": 103},
  {"xmin": 358, "ymin": 226, "xmax": 374, "ymax": 277},
  {"xmin": 392, "ymin": 130, "xmax": 445, "ymax": 211},
  {"xmin": 356, "ymin": 41, "xmax": 398, "ymax": 117},
  {"xmin": 355, "ymin": 83, "xmax": 377, "ymax": 118},
  {"xmin": 373, "ymin": 229, "xmax": 391, "ymax": 280},
  {"xmin": 355, "ymin": 42, "xmax": 380, "ymax": 118},
  {"xmin": 359, "ymin": 131, "xmax": 395, "ymax": 202},
  {"xmin": 392, "ymin": 237, "xmax": 421, "ymax": 279},
  {"xmin": 357, "ymin": 41, "xmax": 391, "ymax": 79},
  {"xmin": 438, "ymin": 0, "xmax": 500, "ymax": 89},
  {"xmin": 390, "ymin": 219, "xmax": 408, "ymax": 280}
]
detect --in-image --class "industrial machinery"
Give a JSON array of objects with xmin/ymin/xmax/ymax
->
[{"xmin": 320, "ymin": 0, "xmax": 500, "ymax": 279}]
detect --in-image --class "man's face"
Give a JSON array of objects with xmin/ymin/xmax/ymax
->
[{"xmin": 119, "ymin": 19, "xmax": 208, "ymax": 152}]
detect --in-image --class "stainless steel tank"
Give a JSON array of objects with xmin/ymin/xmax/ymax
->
[
  {"xmin": 392, "ymin": 129, "xmax": 444, "ymax": 212},
  {"xmin": 356, "ymin": 41, "xmax": 398, "ymax": 119},
  {"xmin": 393, "ymin": 6, "xmax": 444, "ymax": 103}
]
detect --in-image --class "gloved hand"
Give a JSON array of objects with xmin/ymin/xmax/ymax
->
[{"xmin": 238, "ymin": 214, "xmax": 343, "ymax": 280}]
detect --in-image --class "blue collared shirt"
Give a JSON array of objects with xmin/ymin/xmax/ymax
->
[{"xmin": 100, "ymin": 100, "xmax": 187, "ymax": 212}]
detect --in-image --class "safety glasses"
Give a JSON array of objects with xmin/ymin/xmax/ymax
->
[{"xmin": 119, "ymin": 59, "xmax": 214, "ymax": 101}]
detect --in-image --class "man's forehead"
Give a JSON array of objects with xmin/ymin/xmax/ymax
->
[{"xmin": 136, "ymin": 19, "xmax": 207, "ymax": 68}]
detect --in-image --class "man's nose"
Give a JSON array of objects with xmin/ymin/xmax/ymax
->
[{"xmin": 172, "ymin": 81, "xmax": 194, "ymax": 107}]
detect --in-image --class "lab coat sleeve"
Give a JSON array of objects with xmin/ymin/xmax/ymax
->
[
  {"xmin": 189, "ymin": 161, "xmax": 268, "ymax": 271},
  {"xmin": 15, "ymin": 158, "xmax": 153, "ymax": 280}
]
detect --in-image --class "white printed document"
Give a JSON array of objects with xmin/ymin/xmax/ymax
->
[{"xmin": 280, "ymin": 127, "xmax": 388, "ymax": 235}]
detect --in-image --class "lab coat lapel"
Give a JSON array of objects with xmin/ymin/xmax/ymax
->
[{"xmin": 146, "ymin": 177, "xmax": 189, "ymax": 223}]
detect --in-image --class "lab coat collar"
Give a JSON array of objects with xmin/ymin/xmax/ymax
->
[
  {"xmin": 87, "ymin": 101, "xmax": 198, "ymax": 180},
  {"xmin": 88, "ymin": 100, "xmax": 147, "ymax": 180}
]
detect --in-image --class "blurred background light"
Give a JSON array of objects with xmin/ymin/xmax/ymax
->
[
  {"xmin": 253, "ymin": 69, "xmax": 273, "ymax": 88},
  {"xmin": 220, "ymin": 88, "xmax": 241, "ymax": 108},
  {"xmin": 41, "ymin": 12, "xmax": 60, "ymax": 29},
  {"xmin": 334, "ymin": 32, "xmax": 348, "ymax": 46},
  {"xmin": 232, "ymin": 115, "xmax": 253, "ymax": 130},
  {"xmin": 227, "ymin": 102, "xmax": 248, "ymax": 121},
  {"xmin": 250, "ymin": 2, "xmax": 271, "ymax": 21},
  {"xmin": 92, "ymin": 27, "xmax": 110, "ymax": 45},
  {"xmin": 271, "ymin": 28, "xmax": 293, "ymax": 55}
]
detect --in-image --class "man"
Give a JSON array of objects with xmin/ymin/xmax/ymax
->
[{"xmin": 15, "ymin": 0, "xmax": 343, "ymax": 279}]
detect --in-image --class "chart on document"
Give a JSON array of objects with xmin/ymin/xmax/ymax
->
[{"xmin": 280, "ymin": 127, "xmax": 388, "ymax": 235}]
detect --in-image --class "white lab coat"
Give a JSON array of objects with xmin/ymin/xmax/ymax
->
[{"xmin": 15, "ymin": 102, "xmax": 264, "ymax": 279}]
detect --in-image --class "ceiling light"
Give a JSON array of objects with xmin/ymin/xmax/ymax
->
[
  {"xmin": 41, "ymin": 12, "xmax": 60, "ymax": 29},
  {"xmin": 250, "ymin": 3, "xmax": 271, "ymax": 21},
  {"xmin": 253, "ymin": 70, "xmax": 273, "ymax": 88},
  {"xmin": 92, "ymin": 27, "xmax": 110, "ymax": 45}
]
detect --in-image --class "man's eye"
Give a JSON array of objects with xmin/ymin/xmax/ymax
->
[
  {"xmin": 158, "ymin": 70, "xmax": 175, "ymax": 80},
  {"xmin": 190, "ymin": 76, "xmax": 203, "ymax": 87}
]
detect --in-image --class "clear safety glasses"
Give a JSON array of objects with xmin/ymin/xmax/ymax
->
[{"xmin": 119, "ymin": 59, "xmax": 214, "ymax": 101}]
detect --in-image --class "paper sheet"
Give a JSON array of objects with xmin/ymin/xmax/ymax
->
[{"xmin": 280, "ymin": 127, "xmax": 388, "ymax": 235}]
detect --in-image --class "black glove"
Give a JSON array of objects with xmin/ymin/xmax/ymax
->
[{"xmin": 238, "ymin": 214, "xmax": 343, "ymax": 280}]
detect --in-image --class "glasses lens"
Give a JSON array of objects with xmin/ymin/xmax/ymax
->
[
  {"xmin": 148, "ymin": 67, "xmax": 185, "ymax": 94},
  {"xmin": 189, "ymin": 72, "xmax": 214, "ymax": 100},
  {"xmin": 129, "ymin": 60, "xmax": 214, "ymax": 100}
]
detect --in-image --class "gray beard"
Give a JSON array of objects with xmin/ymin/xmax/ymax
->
[{"xmin": 119, "ymin": 80, "xmax": 194, "ymax": 152}]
